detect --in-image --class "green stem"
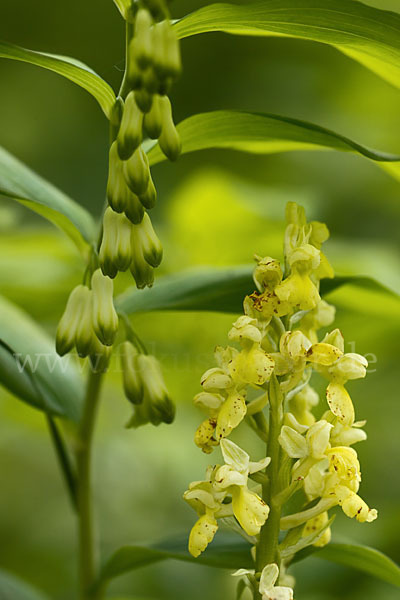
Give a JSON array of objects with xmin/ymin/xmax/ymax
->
[
  {"xmin": 76, "ymin": 370, "xmax": 104, "ymax": 600},
  {"xmin": 255, "ymin": 377, "xmax": 284, "ymax": 596},
  {"xmin": 46, "ymin": 415, "xmax": 78, "ymax": 510}
]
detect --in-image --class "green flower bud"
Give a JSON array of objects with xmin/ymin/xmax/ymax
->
[
  {"xmin": 143, "ymin": 94, "xmax": 163, "ymax": 139},
  {"xmin": 144, "ymin": 0, "xmax": 168, "ymax": 20},
  {"xmin": 126, "ymin": 39, "xmax": 143, "ymax": 90},
  {"xmin": 132, "ymin": 212, "xmax": 163, "ymax": 268},
  {"xmin": 117, "ymin": 92, "xmax": 143, "ymax": 160},
  {"xmin": 143, "ymin": 67, "xmax": 160, "ymax": 95},
  {"xmin": 91, "ymin": 269, "xmax": 119, "ymax": 346},
  {"xmin": 120, "ymin": 341, "xmax": 144, "ymax": 404},
  {"xmin": 107, "ymin": 142, "xmax": 144, "ymax": 222},
  {"xmin": 152, "ymin": 20, "xmax": 181, "ymax": 80},
  {"xmin": 138, "ymin": 175, "xmax": 157, "ymax": 209},
  {"xmin": 89, "ymin": 335, "xmax": 113, "ymax": 373},
  {"xmin": 138, "ymin": 354, "xmax": 175, "ymax": 425},
  {"xmin": 56, "ymin": 285, "xmax": 86, "ymax": 356},
  {"xmin": 75, "ymin": 286, "xmax": 95, "ymax": 358},
  {"xmin": 130, "ymin": 228, "xmax": 155, "ymax": 289},
  {"xmin": 134, "ymin": 88, "xmax": 153, "ymax": 113},
  {"xmin": 99, "ymin": 208, "xmax": 133, "ymax": 277},
  {"xmin": 134, "ymin": 8, "xmax": 153, "ymax": 69},
  {"xmin": 123, "ymin": 146, "xmax": 150, "ymax": 195},
  {"xmin": 158, "ymin": 96, "xmax": 181, "ymax": 161}
]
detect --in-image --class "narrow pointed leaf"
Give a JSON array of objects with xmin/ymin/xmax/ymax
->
[
  {"xmin": 113, "ymin": 0, "xmax": 131, "ymax": 19},
  {"xmin": 0, "ymin": 295, "xmax": 83, "ymax": 422},
  {"xmin": 0, "ymin": 145, "xmax": 95, "ymax": 254},
  {"xmin": 175, "ymin": 0, "xmax": 400, "ymax": 90},
  {"xmin": 0, "ymin": 40, "xmax": 116, "ymax": 118},
  {"xmin": 115, "ymin": 267, "xmax": 399, "ymax": 315},
  {"xmin": 147, "ymin": 111, "xmax": 400, "ymax": 181},
  {"xmin": 0, "ymin": 569, "xmax": 50, "ymax": 600},
  {"xmin": 316, "ymin": 543, "xmax": 400, "ymax": 587},
  {"xmin": 99, "ymin": 537, "xmax": 253, "ymax": 584}
]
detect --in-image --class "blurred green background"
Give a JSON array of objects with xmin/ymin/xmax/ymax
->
[{"xmin": 0, "ymin": 0, "xmax": 399, "ymax": 599}]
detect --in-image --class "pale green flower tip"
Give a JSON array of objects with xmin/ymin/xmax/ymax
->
[{"xmin": 228, "ymin": 315, "xmax": 261, "ymax": 345}]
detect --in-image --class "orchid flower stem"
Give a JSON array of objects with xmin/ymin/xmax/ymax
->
[
  {"xmin": 255, "ymin": 377, "xmax": 284, "ymax": 597},
  {"xmin": 76, "ymin": 369, "xmax": 104, "ymax": 600}
]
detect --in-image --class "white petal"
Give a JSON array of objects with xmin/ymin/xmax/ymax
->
[
  {"xmin": 259, "ymin": 564, "xmax": 279, "ymax": 594},
  {"xmin": 249, "ymin": 456, "xmax": 271, "ymax": 474},
  {"xmin": 220, "ymin": 438, "xmax": 250, "ymax": 472}
]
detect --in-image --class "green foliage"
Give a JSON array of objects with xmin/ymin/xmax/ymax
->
[
  {"xmin": 147, "ymin": 111, "xmax": 400, "ymax": 180},
  {"xmin": 98, "ymin": 538, "xmax": 400, "ymax": 589},
  {"xmin": 0, "ymin": 295, "xmax": 83, "ymax": 421},
  {"xmin": 116, "ymin": 267, "xmax": 399, "ymax": 315},
  {"xmin": 0, "ymin": 146, "xmax": 95, "ymax": 254},
  {"xmin": 175, "ymin": 0, "xmax": 400, "ymax": 89},
  {"xmin": 0, "ymin": 569, "xmax": 50, "ymax": 600},
  {"xmin": 0, "ymin": 40, "xmax": 116, "ymax": 118}
]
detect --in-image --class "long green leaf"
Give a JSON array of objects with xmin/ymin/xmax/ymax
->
[
  {"xmin": 0, "ymin": 146, "xmax": 95, "ymax": 254},
  {"xmin": 0, "ymin": 295, "xmax": 83, "ymax": 421},
  {"xmin": 316, "ymin": 543, "xmax": 400, "ymax": 587},
  {"xmin": 147, "ymin": 111, "xmax": 400, "ymax": 181},
  {"xmin": 99, "ymin": 538, "xmax": 400, "ymax": 590},
  {"xmin": 0, "ymin": 40, "xmax": 116, "ymax": 118},
  {"xmin": 115, "ymin": 266, "xmax": 399, "ymax": 315},
  {"xmin": 175, "ymin": 0, "xmax": 400, "ymax": 90},
  {"xmin": 0, "ymin": 569, "xmax": 50, "ymax": 600},
  {"xmin": 99, "ymin": 537, "xmax": 253, "ymax": 584}
]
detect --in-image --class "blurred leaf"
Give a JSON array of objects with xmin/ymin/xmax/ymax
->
[
  {"xmin": 147, "ymin": 111, "xmax": 400, "ymax": 181},
  {"xmin": 0, "ymin": 40, "xmax": 116, "ymax": 118},
  {"xmin": 316, "ymin": 543, "xmax": 400, "ymax": 587},
  {"xmin": 0, "ymin": 146, "xmax": 95, "ymax": 255},
  {"xmin": 0, "ymin": 569, "xmax": 49, "ymax": 600},
  {"xmin": 176, "ymin": 0, "xmax": 400, "ymax": 89},
  {"xmin": 0, "ymin": 295, "xmax": 83, "ymax": 421},
  {"xmin": 113, "ymin": 0, "xmax": 131, "ymax": 19},
  {"xmin": 99, "ymin": 537, "xmax": 253, "ymax": 584},
  {"xmin": 116, "ymin": 266, "xmax": 399, "ymax": 315}
]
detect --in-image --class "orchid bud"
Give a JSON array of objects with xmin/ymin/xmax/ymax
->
[
  {"xmin": 158, "ymin": 96, "xmax": 181, "ymax": 161},
  {"xmin": 132, "ymin": 212, "xmax": 163, "ymax": 268},
  {"xmin": 123, "ymin": 146, "xmax": 150, "ymax": 195},
  {"xmin": 91, "ymin": 269, "xmax": 119, "ymax": 346},
  {"xmin": 120, "ymin": 341, "xmax": 144, "ymax": 404},
  {"xmin": 117, "ymin": 92, "xmax": 143, "ymax": 160}
]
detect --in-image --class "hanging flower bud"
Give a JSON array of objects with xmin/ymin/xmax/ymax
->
[
  {"xmin": 164, "ymin": 25, "xmax": 181, "ymax": 79},
  {"xmin": 132, "ymin": 212, "xmax": 163, "ymax": 268},
  {"xmin": 75, "ymin": 286, "xmax": 95, "ymax": 358},
  {"xmin": 144, "ymin": 94, "xmax": 163, "ymax": 139},
  {"xmin": 91, "ymin": 269, "xmax": 119, "ymax": 346},
  {"xmin": 138, "ymin": 175, "xmax": 157, "ymax": 209},
  {"xmin": 134, "ymin": 8, "xmax": 154, "ymax": 69},
  {"xmin": 158, "ymin": 96, "xmax": 181, "ymax": 161},
  {"xmin": 126, "ymin": 39, "xmax": 143, "ymax": 90},
  {"xmin": 130, "ymin": 228, "xmax": 155, "ymax": 289},
  {"xmin": 99, "ymin": 208, "xmax": 132, "ymax": 277},
  {"xmin": 134, "ymin": 88, "xmax": 153, "ymax": 113},
  {"xmin": 107, "ymin": 142, "xmax": 145, "ymax": 223},
  {"xmin": 56, "ymin": 285, "xmax": 86, "ymax": 356},
  {"xmin": 89, "ymin": 335, "xmax": 113, "ymax": 373},
  {"xmin": 117, "ymin": 92, "xmax": 144, "ymax": 160},
  {"xmin": 120, "ymin": 341, "xmax": 144, "ymax": 404},
  {"xmin": 137, "ymin": 354, "xmax": 175, "ymax": 425},
  {"xmin": 123, "ymin": 146, "xmax": 150, "ymax": 195}
]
